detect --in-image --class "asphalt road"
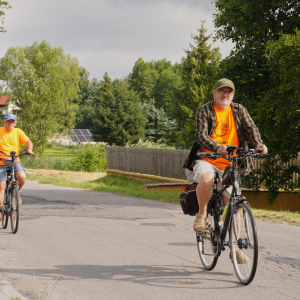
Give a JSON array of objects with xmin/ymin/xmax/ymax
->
[{"xmin": 0, "ymin": 180, "xmax": 299, "ymax": 300}]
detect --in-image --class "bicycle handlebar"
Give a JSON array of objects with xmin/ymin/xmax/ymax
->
[
  {"xmin": 197, "ymin": 147, "xmax": 268, "ymax": 162},
  {"xmin": 0, "ymin": 150, "xmax": 35, "ymax": 158}
]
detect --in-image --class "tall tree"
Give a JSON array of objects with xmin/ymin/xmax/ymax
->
[
  {"xmin": 213, "ymin": 0, "xmax": 300, "ymax": 113},
  {"xmin": 0, "ymin": 1, "xmax": 10, "ymax": 33},
  {"xmin": 144, "ymin": 99, "xmax": 176, "ymax": 143},
  {"xmin": 128, "ymin": 58, "xmax": 182, "ymax": 112},
  {"xmin": 0, "ymin": 41, "xmax": 82, "ymax": 154},
  {"xmin": 244, "ymin": 30, "xmax": 300, "ymax": 203},
  {"xmin": 213, "ymin": 0, "xmax": 300, "ymax": 201},
  {"xmin": 91, "ymin": 73, "xmax": 146, "ymax": 146},
  {"xmin": 169, "ymin": 22, "xmax": 221, "ymax": 148}
]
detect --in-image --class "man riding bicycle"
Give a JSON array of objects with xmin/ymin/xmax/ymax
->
[
  {"xmin": 0, "ymin": 114, "xmax": 33, "ymax": 220},
  {"xmin": 184, "ymin": 78, "xmax": 268, "ymax": 262}
]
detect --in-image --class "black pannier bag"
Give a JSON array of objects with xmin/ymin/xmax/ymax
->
[{"xmin": 179, "ymin": 182, "xmax": 199, "ymax": 216}]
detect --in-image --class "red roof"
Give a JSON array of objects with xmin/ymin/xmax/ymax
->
[{"xmin": 0, "ymin": 95, "xmax": 11, "ymax": 105}]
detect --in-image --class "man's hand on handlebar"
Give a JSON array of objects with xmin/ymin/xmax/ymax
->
[
  {"xmin": 217, "ymin": 145, "xmax": 228, "ymax": 156},
  {"xmin": 255, "ymin": 144, "xmax": 268, "ymax": 154},
  {"xmin": 26, "ymin": 150, "xmax": 34, "ymax": 156}
]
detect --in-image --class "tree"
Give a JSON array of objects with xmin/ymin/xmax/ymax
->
[
  {"xmin": 91, "ymin": 73, "xmax": 146, "ymax": 146},
  {"xmin": 213, "ymin": 0, "xmax": 300, "ymax": 200},
  {"xmin": 144, "ymin": 99, "xmax": 176, "ymax": 143},
  {"xmin": 243, "ymin": 30, "xmax": 300, "ymax": 203},
  {"xmin": 213, "ymin": 0, "xmax": 300, "ymax": 113},
  {"xmin": 0, "ymin": 1, "xmax": 11, "ymax": 33},
  {"xmin": 128, "ymin": 58, "xmax": 182, "ymax": 113},
  {"xmin": 169, "ymin": 22, "xmax": 221, "ymax": 148},
  {"xmin": 0, "ymin": 40, "xmax": 82, "ymax": 154}
]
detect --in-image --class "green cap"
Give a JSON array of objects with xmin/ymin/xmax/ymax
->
[{"xmin": 214, "ymin": 78, "xmax": 235, "ymax": 91}]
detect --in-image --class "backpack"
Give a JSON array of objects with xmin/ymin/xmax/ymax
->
[{"xmin": 179, "ymin": 182, "xmax": 199, "ymax": 216}]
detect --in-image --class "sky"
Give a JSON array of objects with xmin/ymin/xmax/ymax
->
[{"xmin": 0, "ymin": 0, "xmax": 234, "ymax": 80}]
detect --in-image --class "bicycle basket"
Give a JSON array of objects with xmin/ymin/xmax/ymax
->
[
  {"xmin": 179, "ymin": 183, "xmax": 199, "ymax": 216},
  {"xmin": 222, "ymin": 165, "xmax": 233, "ymax": 185}
]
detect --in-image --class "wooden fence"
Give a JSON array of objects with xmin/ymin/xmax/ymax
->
[
  {"xmin": 107, "ymin": 146, "xmax": 190, "ymax": 180},
  {"xmin": 107, "ymin": 146, "xmax": 300, "ymax": 185}
]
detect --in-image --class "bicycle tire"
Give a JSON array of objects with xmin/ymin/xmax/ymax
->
[
  {"xmin": 10, "ymin": 185, "xmax": 19, "ymax": 234},
  {"xmin": 1, "ymin": 191, "xmax": 8, "ymax": 229},
  {"xmin": 229, "ymin": 201, "xmax": 258, "ymax": 285},
  {"xmin": 196, "ymin": 213, "xmax": 218, "ymax": 270}
]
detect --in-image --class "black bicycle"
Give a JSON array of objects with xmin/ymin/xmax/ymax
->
[
  {"xmin": 1, "ymin": 150, "xmax": 33, "ymax": 234},
  {"xmin": 196, "ymin": 146, "xmax": 267, "ymax": 285}
]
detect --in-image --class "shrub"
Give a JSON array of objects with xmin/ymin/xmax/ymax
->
[{"xmin": 70, "ymin": 144, "xmax": 106, "ymax": 172}]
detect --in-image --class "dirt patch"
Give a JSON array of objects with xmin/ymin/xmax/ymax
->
[{"xmin": 27, "ymin": 169, "xmax": 106, "ymax": 183}]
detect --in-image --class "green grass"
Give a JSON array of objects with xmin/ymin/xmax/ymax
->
[{"xmin": 27, "ymin": 173, "xmax": 179, "ymax": 203}]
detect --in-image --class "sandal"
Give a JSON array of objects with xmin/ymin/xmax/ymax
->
[{"xmin": 230, "ymin": 249, "xmax": 250, "ymax": 264}]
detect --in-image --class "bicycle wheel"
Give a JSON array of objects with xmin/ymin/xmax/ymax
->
[
  {"xmin": 10, "ymin": 185, "xmax": 19, "ymax": 234},
  {"xmin": 1, "ymin": 192, "xmax": 8, "ymax": 229},
  {"xmin": 196, "ymin": 212, "xmax": 218, "ymax": 270},
  {"xmin": 229, "ymin": 201, "xmax": 258, "ymax": 285}
]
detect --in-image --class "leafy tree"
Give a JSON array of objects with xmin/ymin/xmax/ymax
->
[
  {"xmin": 128, "ymin": 58, "xmax": 182, "ymax": 112},
  {"xmin": 74, "ymin": 70, "xmax": 100, "ymax": 130},
  {"xmin": 0, "ymin": 41, "xmax": 82, "ymax": 154},
  {"xmin": 213, "ymin": 0, "xmax": 300, "ymax": 201},
  {"xmin": 144, "ymin": 99, "xmax": 176, "ymax": 143},
  {"xmin": 0, "ymin": 1, "xmax": 11, "ymax": 33},
  {"xmin": 213, "ymin": 0, "xmax": 300, "ymax": 113},
  {"xmin": 91, "ymin": 73, "xmax": 146, "ymax": 146},
  {"xmin": 243, "ymin": 30, "xmax": 300, "ymax": 203},
  {"xmin": 169, "ymin": 22, "xmax": 221, "ymax": 148}
]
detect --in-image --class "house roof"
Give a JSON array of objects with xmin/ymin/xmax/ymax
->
[{"xmin": 0, "ymin": 95, "xmax": 11, "ymax": 105}]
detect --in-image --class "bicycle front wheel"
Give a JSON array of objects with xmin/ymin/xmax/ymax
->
[
  {"xmin": 1, "ymin": 191, "xmax": 8, "ymax": 229},
  {"xmin": 10, "ymin": 185, "xmax": 19, "ymax": 234},
  {"xmin": 196, "ymin": 212, "xmax": 218, "ymax": 270},
  {"xmin": 229, "ymin": 201, "xmax": 258, "ymax": 285}
]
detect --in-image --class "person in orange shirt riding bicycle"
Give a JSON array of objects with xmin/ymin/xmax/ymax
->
[
  {"xmin": 186, "ymin": 78, "xmax": 268, "ymax": 263},
  {"xmin": 0, "ymin": 114, "xmax": 33, "ymax": 220}
]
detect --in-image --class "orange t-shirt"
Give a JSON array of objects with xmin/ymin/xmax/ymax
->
[
  {"xmin": 200, "ymin": 103, "xmax": 240, "ymax": 170},
  {"xmin": 0, "ymin": 127, "xmax": 29, "ymax": 165}
]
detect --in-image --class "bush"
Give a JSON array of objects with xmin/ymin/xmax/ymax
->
[
  {"xmin": 70, "ymin": 144, "xmax": 106, "ymax": 172},
  {"xmin": 21, "ymin": 144, "xmax": 107, "ymax": 172}
]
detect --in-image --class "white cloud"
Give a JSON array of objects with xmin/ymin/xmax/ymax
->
[{"xmin": 0, "ymin": 0, "xmax": 234, "ymax": 80}]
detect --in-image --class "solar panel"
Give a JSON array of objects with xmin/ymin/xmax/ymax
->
[{"xmin": 66, "ymin": 129, "xmax": 95, "ymax": 143}]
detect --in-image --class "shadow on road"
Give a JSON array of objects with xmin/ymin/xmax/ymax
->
[{"xmin": 0, "ymin": 264, "xmax": 242, "ymax": 289}]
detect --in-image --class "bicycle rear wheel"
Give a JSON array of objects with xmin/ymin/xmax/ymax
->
[
  {"xmin": 229, "ymin": 201, "xmax": 258, "ymax": 285},
  {"xmin": 196, "ymin": 213, "xmax": 218, "ymax": 270},
  {"xmin": 10, "ymin": 185, "xmax": 19, "ymax": 234},
  {"xmin": 1, "ymin": 191, "xmax": 8, "ymax": 229}
]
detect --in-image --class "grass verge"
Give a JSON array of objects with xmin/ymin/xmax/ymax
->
[{"xmin": 26, "ymin": 169, "xmax": 300, "ymax": 226}]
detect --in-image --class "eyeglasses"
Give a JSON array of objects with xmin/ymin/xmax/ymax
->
[
  {"xmin": 6, "ymin": 120, "xmax": 16, "ymax": 124},
  {"xmin": 217, "ymin": 89, "xmax": 234, "ymax": 96}
]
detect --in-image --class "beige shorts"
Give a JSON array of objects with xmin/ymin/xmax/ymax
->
[{"xmin": 192, "ymin": 160, "xmax": 232, "ymax": 199}]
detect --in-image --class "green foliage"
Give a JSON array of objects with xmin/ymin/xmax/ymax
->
[
  {"xmin": 91, "ymin": 73, "xmax": 146, "ymax": 146},
  {"xmin": 144, "ymin": 99, "xmax": 176, "ymax": 143},
  {"xmin": 169, "ymin": 22, "xmax": 221, "ymax": 148},
  {"xmin": 128, "ymin": 58, "xmax": 182, "ymax": 112},
  {"xmin": 125, "ymin": 138, "xmax": 174, "ymax": 149},
  {"xmin": 0, "ymin": 41, "xmax": 82, "ymax": 154},
  {"xmin": 22, "ymin": 143, "xmax": 106, "ymax": 172},
  {"xmin": 70, "ymin": 144, "xmax": 106, "ymax": 172},
  {"xmin": 213, "ymin": 0, "xmax": 300, "ymax": 202},
  {"xmin": 242, "ymin": 30, "xmax": 300, "ymax": 203},
  {"xmin": 213, "ymin": 0, "xmax": 300, "ymax": 113},
  {"xmin": 0, "ymin": 1, "xmax": 11, "ymax": 33}
]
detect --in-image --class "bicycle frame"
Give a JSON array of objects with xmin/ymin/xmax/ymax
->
[{"xmin": 199, "ymin": 147, "xmax": 257, "ymax": 256}]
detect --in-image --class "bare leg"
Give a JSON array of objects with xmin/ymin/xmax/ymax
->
[
  {"xmin": 15, "ymin": 171, "xmax": 26, "ymax": 204},
  {"xmin": 196, "ymin": 172, "xmax": 214, "ymax": 215},
  {"xmin": 0, "ymin": 181, "xmax": 6, "ymax": 208}
]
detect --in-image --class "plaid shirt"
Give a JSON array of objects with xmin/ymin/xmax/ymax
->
[{"xmin": 192, "ymin": 100, "xmax": 263, "ymax": 172}]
